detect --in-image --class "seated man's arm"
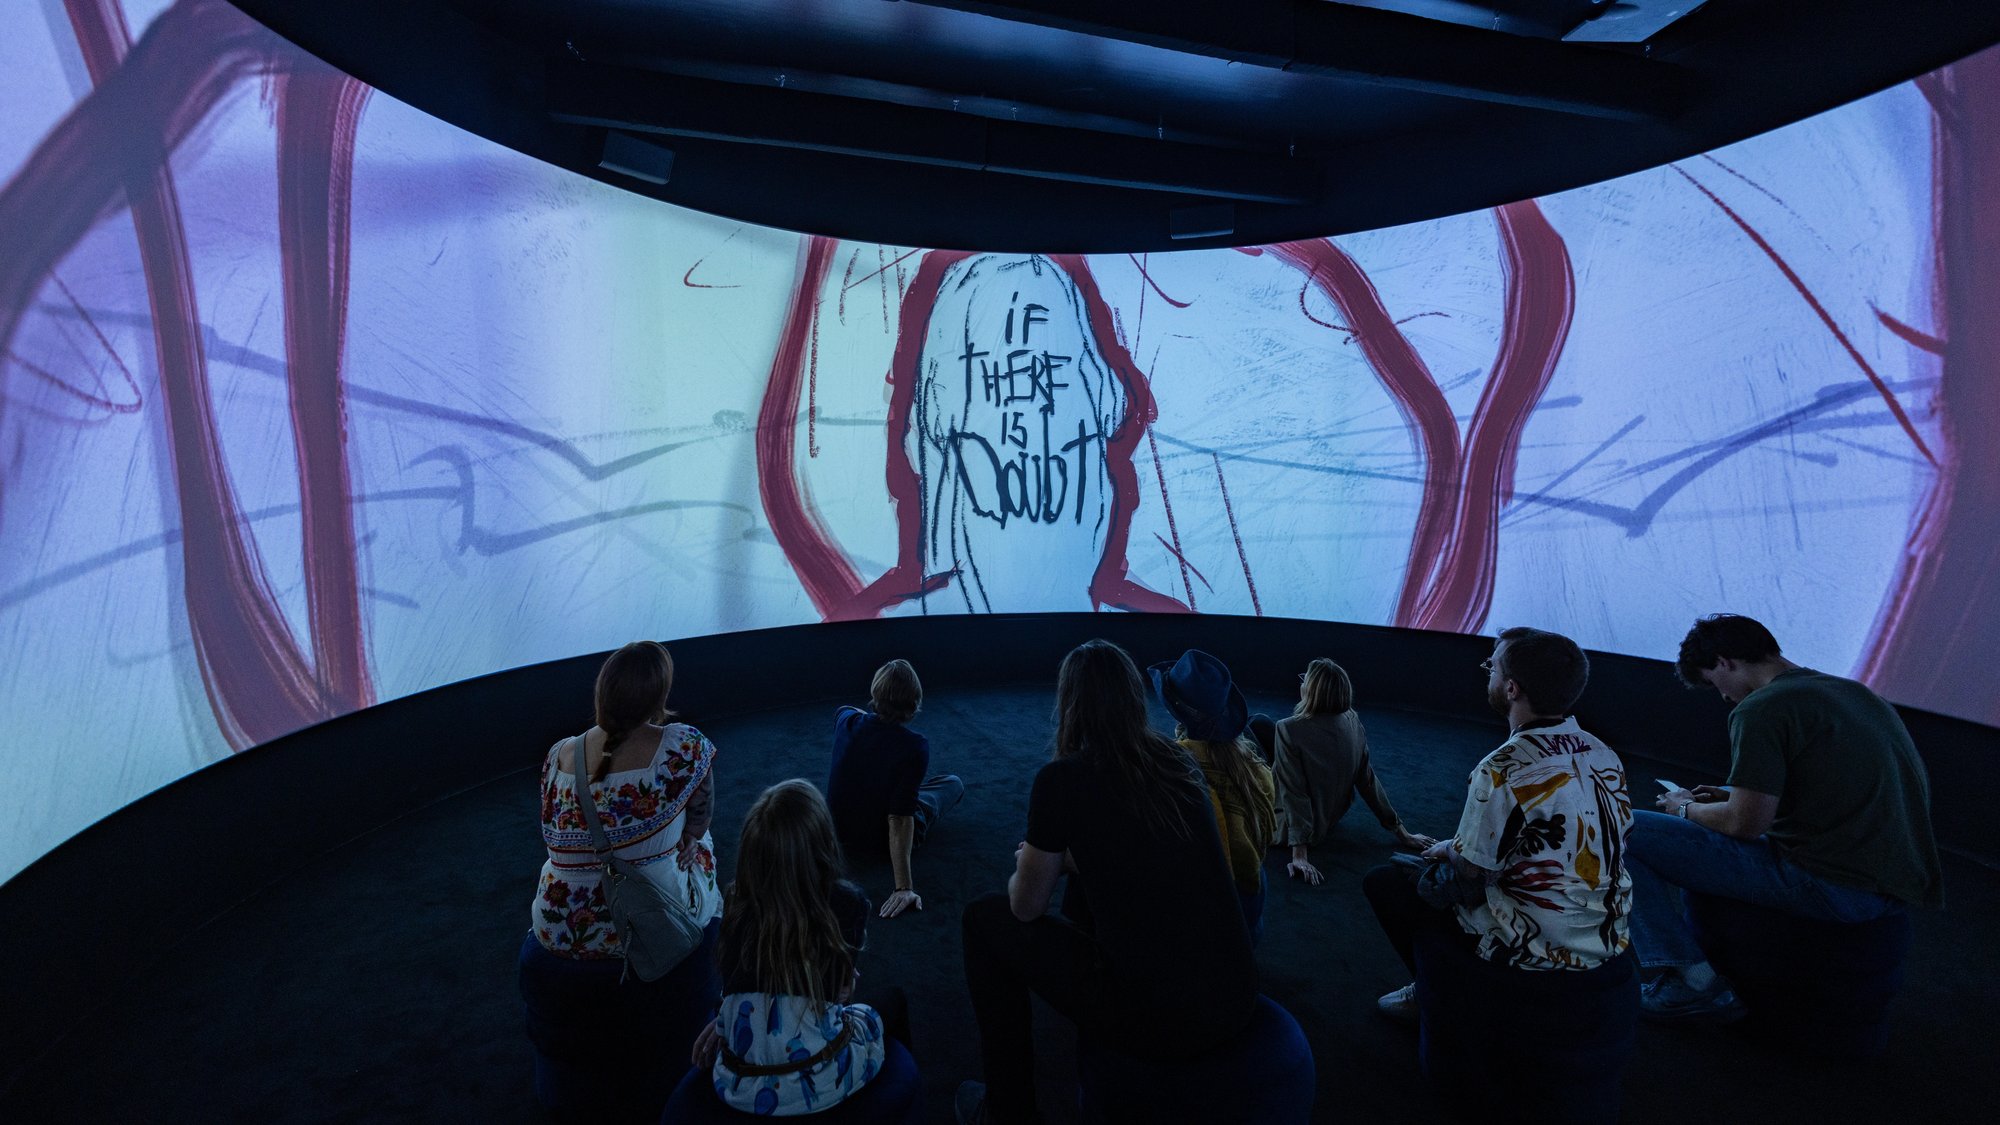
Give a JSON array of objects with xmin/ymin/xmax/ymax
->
[
  {"xmin": 1008, "ymin": 842, "xmax": 1065, "ymax": 922},
  {"xmin": 880, "ymin": 815, "xmax": 921, "ymax": 918},
  {"xmin": 1424, "ymin": 838, "xmax": 1498, "ymax": 882},
  {"xmin": 1688, "ymin": 786, "xmax": 1778, "ymax": 840},
  {"xmin": 879, "ymin": 738, "xmax": 929, "ymax": 920}
]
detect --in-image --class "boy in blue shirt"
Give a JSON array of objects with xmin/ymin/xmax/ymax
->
[{"xmin": 828, "ymin": 659, "xmax": 965, "ymax": 919}]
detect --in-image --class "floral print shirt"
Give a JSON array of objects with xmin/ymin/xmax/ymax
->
[
  {"xmin": 531, "ymin": 724, "xmax": 722, "ymax": 957},
  {"xmin": 1451, "ymin": 717, "xmax": 1633, "ymax": 971}
]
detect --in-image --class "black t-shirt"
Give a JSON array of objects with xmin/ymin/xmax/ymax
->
[
  {"xmin": 826, "ymin": 708, "xmax": 929, "ymax": 853},
  {"xmin": 719, "ymin": 879, "xmax": 871, "ymax": 997},
  {"xmin": 1025, "ymin": 752, "xmax": 1257, "ymax": 1031}
]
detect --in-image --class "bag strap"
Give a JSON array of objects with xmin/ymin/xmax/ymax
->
[
  {"xmin": 719, "ymin": 1016, "xmax": 855, "ymax": 1077},
  {"xmin": 569, "ymin": 735, "xmax": 616, "ymax": 861}
]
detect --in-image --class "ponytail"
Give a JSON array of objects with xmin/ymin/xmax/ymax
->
[{"xmin": 589, "ymin": 641, "xmax": 674, "ymax": 782}]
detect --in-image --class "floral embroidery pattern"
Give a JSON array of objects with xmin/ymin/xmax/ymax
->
[{"xmin": 530, "ymin": 725, "xmax": 723, "ymax": 958}]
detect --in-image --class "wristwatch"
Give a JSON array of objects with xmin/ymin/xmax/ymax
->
[{"xmin": 1676, "ymin": 800, "xmax": 1693, "ymax": 818}]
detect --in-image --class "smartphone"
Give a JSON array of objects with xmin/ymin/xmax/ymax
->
[{"xmin": 1656, "ymin": 778, "xmax": 1684, "ymax": 792}]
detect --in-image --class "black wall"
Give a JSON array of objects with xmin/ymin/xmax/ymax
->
[{"xmin": 0, "ymin": 613, "xmax": 1987, "ymax": 1092}]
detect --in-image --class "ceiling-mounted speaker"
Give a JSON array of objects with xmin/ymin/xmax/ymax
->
[
  {"xmin": 599, "ymin": 130, "xmax": 675, "ymax": 185},
  {"xmin": 1169, "ymin": 203, "xmax": 1235, "ymax": 241}
]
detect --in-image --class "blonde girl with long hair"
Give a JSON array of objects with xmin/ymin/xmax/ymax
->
[
  {"xmin": 1273, "ymin": 658, "xmax": 1434, "ymax": 886},
  {"xmin": 693, "ymin": 780, "xmax": 898, "ymax": 1115}
]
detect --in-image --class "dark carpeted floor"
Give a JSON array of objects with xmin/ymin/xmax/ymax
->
[{"xmin": 6, "ymin": 687, "xmax": 1994, "ymax": 1123}]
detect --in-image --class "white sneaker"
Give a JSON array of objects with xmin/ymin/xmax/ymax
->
[{"xmin": 1377, "ymin": 982, "xmax": 1419, "ymax": 1024}]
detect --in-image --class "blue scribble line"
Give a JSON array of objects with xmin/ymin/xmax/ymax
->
[
  {"xmin": 1505, "ymin": 377, "xmax": 1936, "ymax": 536},
  {"xmin": 10, "ymin": 307, "xmax": 759, "ymax": 609},
  {"xmin": 38, "ymin": 304, "xmax": 719, "ymax": 480}
]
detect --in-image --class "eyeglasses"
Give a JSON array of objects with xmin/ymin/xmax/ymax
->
[
  {"xmin": 1479, "ymin": 659, "xmax": 1496, "ymax": 672},
  {"xmin": 1297, "ymin": 673, "xmax": 1307, "ymax": 683}
]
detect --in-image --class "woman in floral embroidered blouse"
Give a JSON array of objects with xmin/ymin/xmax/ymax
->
[{"xmin": 530, "ymin": 641, "xmax": 723, "ymax": 958}]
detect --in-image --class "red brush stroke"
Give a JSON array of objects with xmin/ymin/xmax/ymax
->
[
  {"xmin": 1126, "ymin": 253, "xmax": 1193, "ymax": 309},
  {"xmin": 1874, "ymin": 307, "xmax": 1946, "ymax": 355},
  {"xmin": 680, "ymin": 259, "xmax": 740, "ymax": 289},
  {"xmin": 1859, "ymin": 51, "xmax": 1998, "ymax": 724},
  {"xmin": 0, "ymin": 0, "xmax": 271, "ymax": 370},
  {"xmin": 276, "ymin": 64, "xmax": 374, "ymax": 715},
  {"xmin": 1672, "ymin": 164, "xmax": 1939, "ymax": 467},
  {"xmin": 1266, "ymin": 240, "xmax": 1460, "ymax": 626},
  {"xmin": 1151, "ymin": 531, "xmax": 1212, "ymax": 592},
  {"xmin": 1145, "ymin": 423, "xmax": 1197, "ymax": 608},
  {"xmin": 1212, "ymin": 452, "xmax": 1263, "ymax": 616},
  {"xmin": 756, "ymin": 237, "xmax": 863, "ymax": 617},
  {"xmin": 1412, "ymin": 200, "xmax": 1574, "ymax": 633},
  {"xmin": 25, "ymin": 274, "xmax": 145, "ymax": 414},
  {"xmin": 756, "ymin": 239, "xmax": 952, "ymax": 620},
  {"xmin": 42, "ymin": 0, "xmax": 324, "ymax": 749},
  {"xmin": 1052, "ymin": 253, "xmax": 1190, "ymax": 614},
  {"xmin": 756, "ymin": 244, "xmax": 1186, "ymax": 618},
  {"xmin": 841, "ymin": 248, "xmax": 921, "ymax": 294}
]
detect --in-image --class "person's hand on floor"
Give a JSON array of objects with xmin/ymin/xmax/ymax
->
[
  {"xmin": 880, "ymin": 889, "xmax": 923, "ymax": 918},
  {"xmin": 1394, "ymin": 826, "xmax": 1438, "ymax": 852},
  {"xmin": 1285, "ymin": 857, "xmax": 1324, "ymax": 886}
]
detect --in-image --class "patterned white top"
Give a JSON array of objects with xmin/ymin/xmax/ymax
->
[
  {"xmin": 531, "ymin": 724, "xmax": 722, "ymax": 957},
  {"xmin": 1451, "ymin": 717, "xmax": 1633, "ymax": 972}
]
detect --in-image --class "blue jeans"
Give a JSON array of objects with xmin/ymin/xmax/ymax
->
[
  {"xmin": 912, "ymin": 773, "xmax": 965, "ymax": 846},
  {"xmin": 1626, "ymin": 811, "xmax": 1899, "ymax": 972}
]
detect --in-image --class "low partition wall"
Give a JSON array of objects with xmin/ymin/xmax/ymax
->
[{"xmin": 0, "ymin": 613, "xmax": 1987, "ymax": 1091}]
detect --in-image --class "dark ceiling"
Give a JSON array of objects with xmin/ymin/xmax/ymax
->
[{"xmin": 231, "ymin": 0, "xmax": 2000, "ymax": 252}]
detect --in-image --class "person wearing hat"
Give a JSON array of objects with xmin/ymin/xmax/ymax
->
[{"xmin": 1151, "ymin": 648, "xmax": 1279, "ymax": 946}]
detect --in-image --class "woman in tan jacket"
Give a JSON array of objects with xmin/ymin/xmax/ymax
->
[{"xmin": 1274, "ymin": 659, "xmax": 1434, "ymax": 886}]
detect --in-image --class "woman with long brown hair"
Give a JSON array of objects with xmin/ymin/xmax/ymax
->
[
  {"xmin": 529, "ymin": 641, "xmax": 721, "ymax": 957},
  {"xmin": 691, "ymin": 780, "xmax": 901, "ymax": 1115},
  {"xmin": 520, "ymin": 641, "xmax": 722, "ymax": 1119},
  {"xmin": 1273, "ymin": 658, "xmax": 1435, "ymax": 886},
  {"xmin": 956, "ymin": 640, "xmax": 1256, "ymax": 1125}
]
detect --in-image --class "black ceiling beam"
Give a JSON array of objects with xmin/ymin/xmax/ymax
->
[
  {"xmin": 897, "ymin": 0, "xmax": 1690, "ymax": 121},
  {"xmin": 545, "ymin": 61, "xmax": 1323, "ymax": 205}
]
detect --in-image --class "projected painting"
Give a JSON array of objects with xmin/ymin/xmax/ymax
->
[{"xmin": 2, "ymin": 0, "xmax": 1995, "ymax": 879}]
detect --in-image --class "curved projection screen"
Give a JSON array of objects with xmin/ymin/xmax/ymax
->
[{"xmin": 2, "ymin": 0, "xmax": 1995, "ymax": 879}]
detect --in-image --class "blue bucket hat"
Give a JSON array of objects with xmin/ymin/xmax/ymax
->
[{"xmin": 1148, "ymin": 649, "xmax": 1249, "ymax": 743}]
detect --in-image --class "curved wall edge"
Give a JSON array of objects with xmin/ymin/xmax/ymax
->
[{"xmin": 0, "ymin": 613, "xmax": 1988, "ymax": 1093}]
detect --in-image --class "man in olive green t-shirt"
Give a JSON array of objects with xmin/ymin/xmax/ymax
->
[{"xmin": 1627, "ymin": 614, "xmax": 1943, "ymax": 1022}]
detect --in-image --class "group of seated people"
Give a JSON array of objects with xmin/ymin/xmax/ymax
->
[{"xmin": 525, "ymin": 613, "xmax": 1943, "ymax": 1123}]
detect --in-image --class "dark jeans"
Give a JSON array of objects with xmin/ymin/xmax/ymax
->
[
  {"xmin": 1362, "ymin": 863, "xmax": 1478, "ymax": 977},
  {"xmin": 913, "ymin": 773, "xmax": 965, "ymax": 846},
  {"xmin": 518, "ymin": 919, "xmax": 722, "ymax": 1120},
  {"xmin": 962, "ymin": 892, "xmax": 1115, "ymax": 1125}
]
